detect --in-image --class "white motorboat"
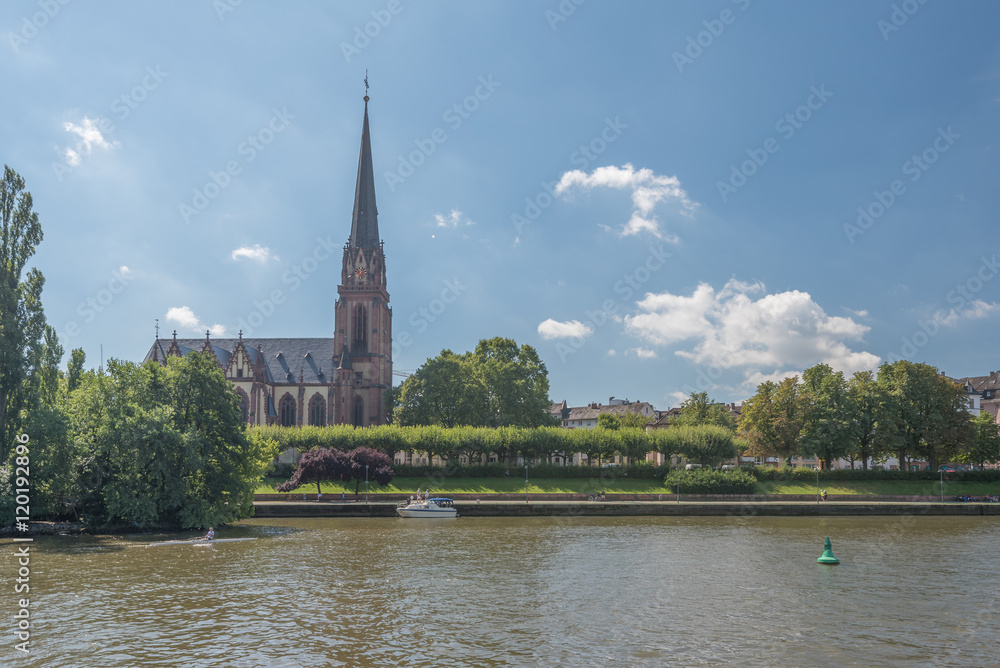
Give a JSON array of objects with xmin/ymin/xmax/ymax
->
[{"xmin": 396, "ymin": 497, "xmax": 458, "ymax": 518}]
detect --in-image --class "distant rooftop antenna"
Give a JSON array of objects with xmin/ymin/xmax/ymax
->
[{"xmin": 155, "ymin": 318, "xmax": 159, "ymax": 339}]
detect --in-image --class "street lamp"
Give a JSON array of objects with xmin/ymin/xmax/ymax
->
[
  {"xmin": 525, "ymin": 464, "xmax": 529, "ymax": 504},
  {"xmin": 816, "ymin": 467, "xmax": 820, "ymax": 504},
  {"xmin": 365, "ymin": 464, "xmax": 369, "ymax": 504},
  {"xmin": 940, "ymin": 468, "xmax": 944, "ymax": 503}
]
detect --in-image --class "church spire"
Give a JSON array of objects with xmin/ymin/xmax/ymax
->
[{"xmin": 349, "ymin": 90, "xmax": 379, "ymax": 249}]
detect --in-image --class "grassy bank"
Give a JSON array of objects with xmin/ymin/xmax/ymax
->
[{"xmin": 258, "ymin": 476, "xmax": 1000, "ymax": 496}]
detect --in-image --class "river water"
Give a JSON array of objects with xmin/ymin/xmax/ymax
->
[{"xmin": 3, "ymin": 515, "xmax": 999, "ymax": 667}]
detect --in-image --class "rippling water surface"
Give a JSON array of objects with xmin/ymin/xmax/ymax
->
[{"xmin": 3, "ymin": 515, "xmax": 999, "ymax": 667}]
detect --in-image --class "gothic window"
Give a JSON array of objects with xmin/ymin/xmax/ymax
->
[
  {"xmin": 353, "ymin": 304, "xmax": 368, "ymax": 352},
  {"xmin": 235, "ymin": 388, "xmax": 249, "ymax": 424},
  {"xmin": 353, "ymin": 397, "xmax": 364, "ymax": 426},
  {"xmin": 279, "ymin": 394, "xmax": 296, "ymax": 427},
  {"xmin": 309, "ymin": 394, "xmax": 326, "ymax": 426}
]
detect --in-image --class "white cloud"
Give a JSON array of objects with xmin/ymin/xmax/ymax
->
[
  {"xmin": 166, "ymin": 306, "xmax": 227, "ymax": 337},
  {"xmin": 934, "ymin": 300, "xmax": 999, "ymax": 327},
  {"xmin": 624, "ymin": 279, "xmax": 880, "ymax": 377},
  {"xmin": 555, "ymin": 163, "xmax": 697, "ymax": 240},
  {"xmin": 119, "ymin": 265, "xmax": 132, "ymax": 277},
  {"xmin": 538, "ymin": 318, "xmax": 593, "ymax": 340},
  {"xmin": 434, "ymin": 209, "xmax": 475, "ymax": 228},
  {"xmin": 626, "ymin": 347, "xmax": 658, "ymax": 359},
  {"xmin": 61, "ymin": 117, "xmax": 118, "ymax": 165},
  {"xmin": 232, "ymin": 244, "xmax": 278, "ymax": 263}
]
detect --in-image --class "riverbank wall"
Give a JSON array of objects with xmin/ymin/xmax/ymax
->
[{"xmin": 252, "ymin": 500, "xmax": 1000, "ymax": 518}]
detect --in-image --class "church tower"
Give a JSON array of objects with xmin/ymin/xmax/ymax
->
[{"xmin": 334, "ymin": 92, "xmax": 392, "ymax": 425}]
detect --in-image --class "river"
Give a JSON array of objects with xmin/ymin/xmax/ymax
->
[{"xmin": 3, "ymin": 515, "xmax": 998, "ymax": 667}]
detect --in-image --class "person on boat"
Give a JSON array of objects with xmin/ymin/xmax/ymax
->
[{"xmin": 203, "ymin": 527, "xmax": 215, "ymax": 541}]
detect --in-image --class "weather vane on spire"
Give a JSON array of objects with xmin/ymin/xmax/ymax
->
[{"xmin": 364, "ymin": 70, "xmax": 369, "ymax": 96}]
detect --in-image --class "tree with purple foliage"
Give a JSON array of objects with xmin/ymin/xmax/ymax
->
[
  {"xmin": 276, "ymin": 447, "xmax": 351, "ymax": 495},
  {"xmin": 347, "ymin": 447, "xmax": 395, "ymax": 495}
]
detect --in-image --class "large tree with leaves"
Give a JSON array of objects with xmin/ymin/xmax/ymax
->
[
  {"xmin": 670, "ymin": 392, "xmax": 737, "ymax": 431},
  {"xmin": 70, "ymin": 353, "xmax": 277, "ymax": 528},
  {"xmin": 875, "ymin": 361, "xmax": 973, "ymax": 471},
  {"xmin": 738, "ymin": 376, "xmax": 805, "ymax": 466},
  {"xmin": 799, "ymin": 364, "xmax": 855, "ymax": 470},
  {"xmin": 394, "ymin": 337, "xmax": 556, "ymax": 428},
  {"xmin": 0, "ymin": 166, "xmax": 48, "ymax": 458},
  {"xmin": 394, "ymin": 349, "xmax": 485, "ymax": 426},
  {"xmin": 959, "ymin": 411, "xmax": 1000, "ymax": 469}
]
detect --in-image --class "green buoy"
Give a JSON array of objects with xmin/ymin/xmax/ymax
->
[{"xmin": 817, "ymin": 536, "xmax": 840, "ymax": 565}]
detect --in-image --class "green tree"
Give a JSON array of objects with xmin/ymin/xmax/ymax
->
[
  {"xmin": 671, "ymin": 392, "xmax": 737, "ymax": 431},
  {"xmin": 959, "ymin": 411, "xmax": 1000, "ymax": 468},
  {"xmin": 69, "ymin": 353, "xmax": 276, "ymax": 528},
  {"xmin": 0, "ymin": 166, "xmax": 47, "ymax": 457},
  {"xmin": 473, "ymin": 337, "xmax": 554, "ymax": 427},
  {"xmin": 845, "ymin": 370, "xmax": 883, "ymax": 470},
  {"xmin": 875, "ymin": 361, "xmax": 973, "ymax": 471},
  {"xmin": 597, "ymin": 413, "xmax": 621, "ymax": 430},
  {"xmin": 394, "ymin": 337, "xmax": 555, "ymax": 428},
  {"xmin": 739, "ymin": 376, "xmax": 805, "ymax": 466},
  {"xmin": 799, "ymin": 364, "xmax": 854, "ymax": 470},
  {"xmin": 672, "ymin": 425, "xmax": 738, "ymax": 468},
  {"xmin": 395, "ymin": 350, "xmax": 484, "ymax": 426},
  {"xmin": 66, "ymin": 348, "xmax": 86, "ymax": 393}
]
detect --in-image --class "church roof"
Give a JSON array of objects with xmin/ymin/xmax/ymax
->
[
  {"xmin": 349, "ymin": 96, "xmax": 380, "ymax": 249},
  {"xmin": 142, "ymin": 337, "xmax": 338, "ymax": 385}
]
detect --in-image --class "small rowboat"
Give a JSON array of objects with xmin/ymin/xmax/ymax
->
[{"xmin": 146, "ymin": 537, "xmax": 258, "ymax": 547}]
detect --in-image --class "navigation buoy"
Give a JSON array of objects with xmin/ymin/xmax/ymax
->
[{"xmin": 817, "ymin": 536, "xmax": 840, "ymax": 565}]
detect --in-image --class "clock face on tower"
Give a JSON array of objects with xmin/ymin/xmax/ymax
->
[{"xmin": 354, "ymin": 267, "xmax": 366, "ymax": 279}]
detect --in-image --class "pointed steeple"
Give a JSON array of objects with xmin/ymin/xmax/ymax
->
[{"xmin": 349, "ymin": 94, "xmax": 379, "ymax": 249}]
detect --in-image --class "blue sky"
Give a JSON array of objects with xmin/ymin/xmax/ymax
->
[{"xmin": 3, "ymin": 0, "xmax": 999, "ymax": 410}]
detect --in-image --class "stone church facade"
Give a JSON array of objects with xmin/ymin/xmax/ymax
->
[{"xmin": 143, "ymin": 94, "xmax": 392, "ymax": 427}]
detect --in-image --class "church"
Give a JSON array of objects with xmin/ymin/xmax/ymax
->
[{"xmin": 143, "ymin": 93, "xmax": 393, "ymax": 427}]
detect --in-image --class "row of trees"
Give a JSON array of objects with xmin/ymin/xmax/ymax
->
[
  {"xmin": 738, "ymin": 361, "xmax": 997, "ymax": 471},
  {"xmin": 255, "ymin": 422, "xmax": 741, "ymax": 470}
]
